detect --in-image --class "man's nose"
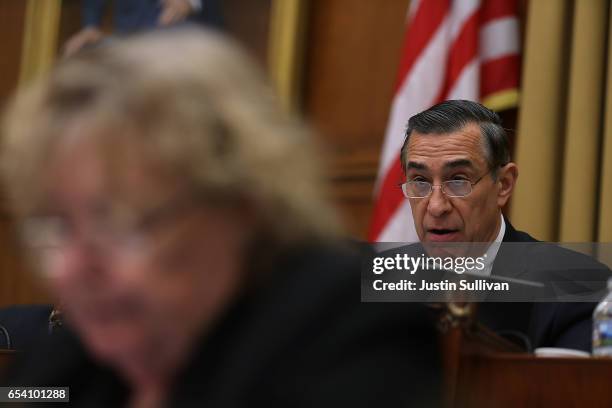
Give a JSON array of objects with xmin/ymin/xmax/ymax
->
[{"xmin": 426, "ymin": 185, "xmax": 452, "ymax": 217}]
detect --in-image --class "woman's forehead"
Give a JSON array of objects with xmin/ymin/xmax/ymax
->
[{"xmin": 44, "ymin": 123, "xmax": 184, "ymax": 211}]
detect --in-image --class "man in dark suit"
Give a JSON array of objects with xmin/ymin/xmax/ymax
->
[
  {"xmin": 479, "ymin": 221, "xmax": 609, "ymax": 351},
  {"xmin": 398, "ymin": 99, "xmax": 610, "ymax": 351}
]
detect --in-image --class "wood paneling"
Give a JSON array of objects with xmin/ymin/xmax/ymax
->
[
  {"xmin": 223, "ymin": 0, "xmax": 272, "ymax": 69},
  {"xmin": 0, "ymin": 351, "xmax": 16, "ymax": 374},
  {"xmin": 0, "ymin": 1, "xmax": 52, "ymax": 306},
  {"xmin": 0, "ymin": 1, "xmax": 27, "ymax": 105},
  {"xmin": 303, "ymin": 0, "xmax": 410, "ymax": 238},
  {"xmin": 0, "ymin": 219, "xmax": 48, "ymax": 307},
  {"xmin": 57, "ymin": 0, "xmax": 85, "ymax": 54}
]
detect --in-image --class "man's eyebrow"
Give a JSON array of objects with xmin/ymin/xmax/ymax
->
[
  {"xmin": 406, "ymin": 161, "xmax": 427, "ymax": 171},
  {"xmin": 444, "ymin": 159, "xmax": 474, "ymax": 169}
]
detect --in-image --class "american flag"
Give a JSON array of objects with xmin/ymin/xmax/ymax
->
[{"xmin": 368, "ymin": 0, "xmax": 520, "ymax": 242}]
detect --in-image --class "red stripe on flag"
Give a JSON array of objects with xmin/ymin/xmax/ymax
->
[
  {"xmin": 481, "ymin": 0, "xmax": 518, "ymax": 25},
  {"xmin": 438, "ymin": 9, "xmax": 480, "ymax": 100},
  {"xmin": 480, "ymin": 54, "xmax": 520, "ymax": 98},
  {"xmin": 394, "ymin": 0, "xmax": 449, "ymax": 94}
]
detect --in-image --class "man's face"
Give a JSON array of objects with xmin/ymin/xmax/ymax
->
[{"xmin": 405, "ymin": 123, "xmax": 515, "ymax": 245}]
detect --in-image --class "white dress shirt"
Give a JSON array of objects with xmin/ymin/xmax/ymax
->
[{"xmin": 468, "ymin": 214, "xmax": 506, "ymax": 277}]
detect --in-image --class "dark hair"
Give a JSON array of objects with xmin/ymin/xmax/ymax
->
[{"xmin": 400, "ymin": 100, "xmax": 510, "ymax": 178}]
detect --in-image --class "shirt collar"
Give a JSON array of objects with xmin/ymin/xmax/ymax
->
[{"xmin": 468, "ymin": 214, "xmax": 505, "ymax": 276}]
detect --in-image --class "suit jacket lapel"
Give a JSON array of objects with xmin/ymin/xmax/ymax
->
[{"xmin": 491, "ymin": 218, "xmax": 532, "ymax": 279}]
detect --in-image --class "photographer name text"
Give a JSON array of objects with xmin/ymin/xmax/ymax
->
[{"xmin": 372, "ymin": 279, "xmax": 509, "ymax": 291}]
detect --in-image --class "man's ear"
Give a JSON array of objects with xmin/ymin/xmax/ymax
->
[{"xmin": 496, "ymin": 162, "xmax": 518, "ymax": 207}]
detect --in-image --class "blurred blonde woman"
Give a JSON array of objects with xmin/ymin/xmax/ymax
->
[{"xmin": 1, "ymin": 28, "xmax": 439, "ymax": 408}]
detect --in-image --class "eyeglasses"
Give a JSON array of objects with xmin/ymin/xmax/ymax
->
[
  {"xmin": 400, "ymin": 172, "xmax": 490, "ymax": 198},
  {"xmin": 20, "ymin": 193, "xmax": 201, "ymax": 260}
]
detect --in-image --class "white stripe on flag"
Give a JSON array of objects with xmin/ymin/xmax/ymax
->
[
  {"xmin": 480, "ymin": 17, "xmax": 520, "ymax": 62},
  {"xmin": 446, "ymin": 58, "xmax": 480, "ymax": 100},
  {"xmin": 377, "ymin": 201, "xmax": 418, "ymax": 243},
  {"xmin": 449, "ymin": 0, "xmax": 480, "ymax": 40},
  {"xmin": 407, "ymin": 0, "xmax": 422, "ymax": 22}
]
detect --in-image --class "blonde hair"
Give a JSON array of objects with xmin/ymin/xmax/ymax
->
[{"xmin": 1, "ymin": 28, "xmax": 340, "ymax": 244}]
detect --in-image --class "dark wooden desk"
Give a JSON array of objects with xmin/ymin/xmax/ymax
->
[
  {"xmin": 0, "ymin": 350, "xmax": 15, "ymax": 376},
  {"xmin": 455, "ymin": 352, "xmax": 612, "ymax": 408},
  {"xmin": 438, "ymin": 305, "xmax": 612, "ymax": 408}
]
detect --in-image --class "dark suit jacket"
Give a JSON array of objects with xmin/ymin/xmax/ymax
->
[
  {"xmin": 2, "ymin": 244, "xmax": 441, "ymax": 407},
  {"xmin": 366, "ymin": 220, "xmax": 610, "ymax": 352},
  {"xmin": 477, "ymin": 220, "xmax": 610, "ymax": 351},
  {"xmin": 82, "ymin": 0, "xmax": 224, "ymax": 34},
  {"xmin": 0, "ymin": 305, "xmax": 53, "ymax": 350}
]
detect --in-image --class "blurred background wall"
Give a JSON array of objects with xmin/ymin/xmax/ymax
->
[{"xmin": 1, "ymin": 0, "xmax": 611, "ymax": 306}]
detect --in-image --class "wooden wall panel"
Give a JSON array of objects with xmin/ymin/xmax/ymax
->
[
  {"xmin": 303, "ymin": 0, "xmax": 410, "ymax": 239},
  {"xmin": 223, "ymin": 0, "xmax": 271, "ymax": 69},
  {"xmin": 0, "ymin": 1, "xmax": 50, "ymax": 306},
  {"xmin": 57, "ymin": 0, "xmax": 85, "ymax": 53},
  {"xmin": 0, "ymin": 1, "xmax": 27, "ymax": 105},
  {"xmin": 0, "ymin": 219, "xmax": 48, "ymax": 307}
]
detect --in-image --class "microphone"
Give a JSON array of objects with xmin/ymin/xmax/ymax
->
[{"xmin": 0, "ymin": 324, "xmax": 11, "ymax": 350}]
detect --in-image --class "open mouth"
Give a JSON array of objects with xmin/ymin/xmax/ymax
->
[
  {"xmin": 426, "ymin": 228, "xmax": 460, "ymax": 242},
  {"xmin": 429, "ymin": 229, "xmax": 458, "ymax": 235}
]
